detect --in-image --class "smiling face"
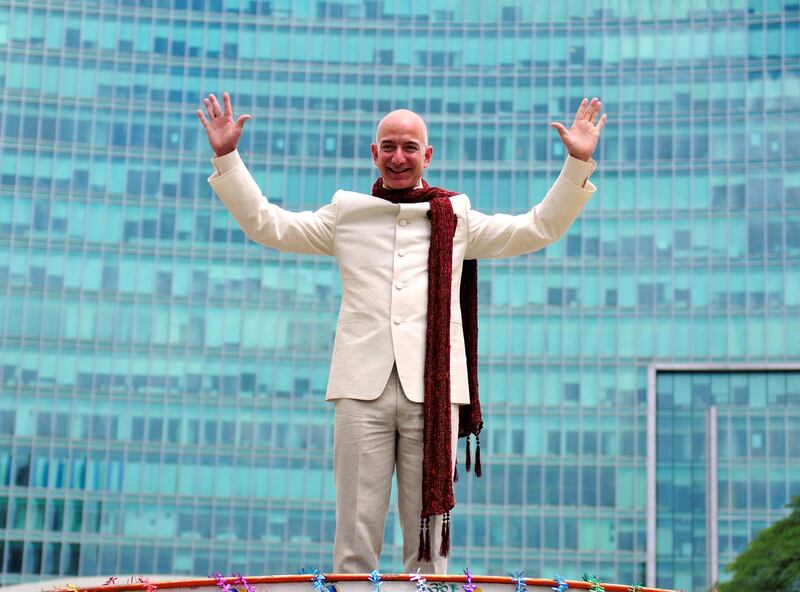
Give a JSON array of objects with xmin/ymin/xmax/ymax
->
[{"xmin": 370, "ymin": 110, "xmax": 433, "ymax": 190}]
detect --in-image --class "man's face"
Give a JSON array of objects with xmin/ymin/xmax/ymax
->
[{"xmin": 370, "ymin": 112, "xmax": 433, "ymax": 190}]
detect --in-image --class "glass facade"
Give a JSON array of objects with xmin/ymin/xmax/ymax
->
[
  {"xmin": 0, "ymin": 1, "xmax": 798, "ymax": 590},
  {"xmin": 654, "ymin": 368, "xmax": 800, "ymax": 590}
]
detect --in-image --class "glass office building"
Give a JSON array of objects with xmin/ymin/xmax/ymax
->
[{"xmin": 1, "ymin": 1, "xmax": 798, "ymax": 590}]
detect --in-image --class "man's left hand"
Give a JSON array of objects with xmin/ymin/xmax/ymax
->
[{"xmin": 550, "ymin": 97, "xmax": 607, "ymax": 162}]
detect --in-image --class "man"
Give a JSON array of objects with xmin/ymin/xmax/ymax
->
[{"xmin": 197, "ymin": 94, "xmax": 606, "ymax": 573}]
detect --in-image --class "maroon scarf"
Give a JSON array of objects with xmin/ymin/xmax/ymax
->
[{"xmin": 371, "ymin": 177, "xmax": 483, "ymax": 561}]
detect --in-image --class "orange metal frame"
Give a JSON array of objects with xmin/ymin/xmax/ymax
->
[{"xmin": 67, "ymin": 574, "xmax": 675, "ymax": 592}]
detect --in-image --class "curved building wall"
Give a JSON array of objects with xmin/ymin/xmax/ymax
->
[{"xmin": 0, "ymin": 2, "xmax": 799, "ymax": 590}]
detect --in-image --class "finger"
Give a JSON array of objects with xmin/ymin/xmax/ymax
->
[
  {"xmin": 595, "ymin": 113, "xmax": 608, "ymax": 132},
  {"xmin": 223, "ymin": 92, "xmax": 233, "ymax": 118},
  {"xmin": 580, "ymin": 97, "xmax": 597, "ymax": 120},
  {"xmin": 589, "ymin": 100, "xmax": 602, "ymax": 123},
  {"xmin": 236, "ymin": 114, "xmax": 252, "ymax": 128},
  {"xmin": 575, "ymin": 97, "xmax": 589, "ymax": 120},
  {"xmin": 209, "ymin": 93, "xmax": 223, "ymax": 117},
  {"xmin": 550, "ymin": 122, "xmax": 568, "ymax": 141},
  {"xmin": 197, "ymin": 109, "xmax": 210, "ymax": 129},
  {"xmin": 204, "ymin": 98, "xmax": 215, "ymax": 121},
  {"xmin": 586, "ymin": 98, "xmax": 599, "ymax": 122}
]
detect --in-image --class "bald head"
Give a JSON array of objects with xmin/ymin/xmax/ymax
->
[
  {"xmin": 375, "ymin": 109, "xmax": 428, "ymax": 146},
  {"xmin": 370, "ymin": 109, "xmax": 433, "ymax": 190}
]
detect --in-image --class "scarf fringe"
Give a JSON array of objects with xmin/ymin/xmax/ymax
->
[
  {"xmin": 475, "ymin": 433, "xmax": 482, "ymax": 477},
  {"xmin": 439, "ymin": 512, "xmax": 450, "ymax": 557},
  {"xmin": 416, "ymin": 514, "xmax": 451, "ymax": 562},
  {"xmin": 462, "ymin": 432, "xmax": 484, "ymax": 477},
  {"xmin": 416, "ymin": 518, "xmax": 426, "ymax": 562}
]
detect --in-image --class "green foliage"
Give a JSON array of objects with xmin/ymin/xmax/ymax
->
[{"xmin": 718, "ymin": 495, "xmax": 800, "ymax": 592}]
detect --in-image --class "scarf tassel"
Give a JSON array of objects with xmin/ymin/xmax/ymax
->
[
  {"xmin": 424, "ymin": 517, "xmax": 431, "ymax": 562},
  {"xmin": 417, "ymin": 517, "xmax": 432, "ymax": 563},
  {"xmin": 475, "ymin": 433, "xmax": 482, "ymax": 477},
  {"xmin": 463, "ymin": 433, "xmax": 483, "ymax": 477},
  {"xmin": 439, "ymin": 512, "xmax": 450, "ymax": 557},
  {"xmin": 417, "ymin": 518, "xmax": 426, "ymax": 561}
]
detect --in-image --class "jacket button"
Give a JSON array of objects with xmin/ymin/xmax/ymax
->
[
  {"xmin": 395, "ymin": 281, "xmax": 405, "ymax": 290},
  {"xmin": 398, "ymin": 219, "xmax": 409, "ymax": 226},
  {"xmin": 398, "ymin": 249, "xmax": 407, "ymax": 257},
  {"xmin": 393, "ymin": 316, "xmax": 404, "ymax": 324}
]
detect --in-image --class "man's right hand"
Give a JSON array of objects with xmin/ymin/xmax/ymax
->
[{"xmin": 197, "ymin": 92, "xmax": 251, "ymax": 157}]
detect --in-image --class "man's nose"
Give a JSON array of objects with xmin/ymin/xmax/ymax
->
[{"xmin": 390, "ymin": 148, "xmax": 405, "ymax": 163}]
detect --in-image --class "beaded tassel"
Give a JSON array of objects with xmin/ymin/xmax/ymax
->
[
  {"xmin": 439, "ymin": 512, "xmax": 450, "ymax": 557},
  {"xmin": 475, "ymin": 433, "xmax": 482, "ymax": 477}
]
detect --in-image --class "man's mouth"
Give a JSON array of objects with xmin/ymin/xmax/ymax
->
[{"xmin": 388, "ymin": 168, "xmax": 410, "ymax": 174}]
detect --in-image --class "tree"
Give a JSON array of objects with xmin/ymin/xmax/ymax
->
[{"xmin": 717, "ymin": 494, "xmax": 800, "ymax": 592}]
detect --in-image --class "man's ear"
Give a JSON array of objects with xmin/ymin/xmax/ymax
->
[
  {"xmin": 423, "ymin": 145, "xmax": 433, "ymax": 168},
  {"xmin": 370, "ymin": 143, "xmax": 379, "ymax": 163}
]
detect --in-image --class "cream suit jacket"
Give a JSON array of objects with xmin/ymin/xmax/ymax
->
[{"xmin": 209, "ymin": 150, "xmax": 596, "ymax": 404}]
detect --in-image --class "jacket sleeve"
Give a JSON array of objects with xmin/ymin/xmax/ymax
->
[
  {"xmin": 207, "ymin": 150, "xmax": 336, "ymax": 256},
  {"xmin": 464, "ymin": 155, "xmax": 596, "ymax": 260}
]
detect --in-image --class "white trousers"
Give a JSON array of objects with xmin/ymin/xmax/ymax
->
[{"xmin": 333, "ymin": 365, "xmax": 459, "ymax": 574}]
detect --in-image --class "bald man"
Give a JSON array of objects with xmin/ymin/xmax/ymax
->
[{"xmin": 198, "ymin": 94, "xmax": 606, "ymax": 573}]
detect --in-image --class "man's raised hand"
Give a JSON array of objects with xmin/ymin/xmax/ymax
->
[
  {"xmin": 550, "ymin": 97, "xmax": 607, "ymax": 162},
  {"xmin": 197, "ymin": 92, "xmax": 251, "ymax": 157}
]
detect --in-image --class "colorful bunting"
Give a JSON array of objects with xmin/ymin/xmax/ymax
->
[
  {"xmin": 463, "ymin": 568, "xmax": 477, "ymax": 592},
  {"xmin": 551, "ymin": 574, "xmax": 569, "ymax": 592},
  {"xmin": 582, "ymin": 573, "xmax": 604, "ymax": 592},
  {"xmin": 510, "ymin": 571, "xmax": 526, "ymax": 592}
]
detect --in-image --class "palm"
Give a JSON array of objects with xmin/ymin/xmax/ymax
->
[
  {"xmin": 550, "ymin": 97, "xmax": 607, "ymax": 162},
  {"xmin": 208, "ymin": 114, "xmax": 240, "ymax": 144},
  {"xmin": 197, "ymin": 92, "xmax": 251, "ymax": 157}
]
